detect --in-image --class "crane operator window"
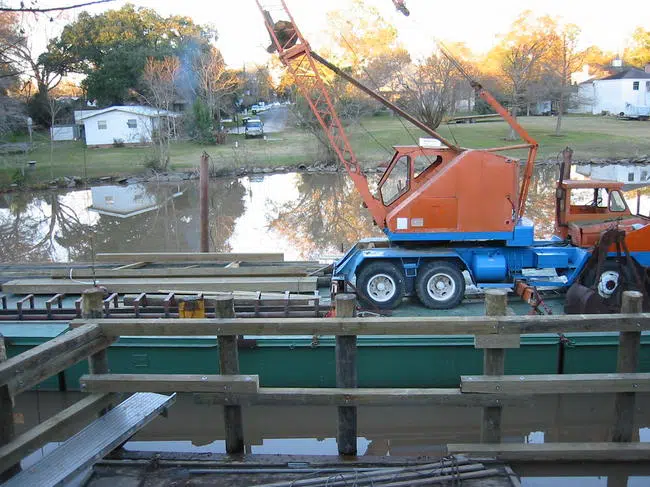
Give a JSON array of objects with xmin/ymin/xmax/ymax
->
[{"xmin": 381, "ymin": 156, "xmax": 409, "ymax": 205}]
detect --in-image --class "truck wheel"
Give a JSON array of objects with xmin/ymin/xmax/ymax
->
[
  {"xmin": 584, "ymin": 260, "xmax": 634, "ymax": 304},
  {"xmin": 357, "ymin": 261, "xmax": 405, "ymax": 309},
  {"xmin": 416, "ymin": 261, "xmax": 465, "ymax": 309}
]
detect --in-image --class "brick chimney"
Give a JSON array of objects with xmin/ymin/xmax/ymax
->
[{"xmin": 646, "ymin": 62, "xmax": 650, "ymax": 74}]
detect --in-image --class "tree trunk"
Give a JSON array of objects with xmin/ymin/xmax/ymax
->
[{"xmin": 555, "ymin": 92, "xmax": 564, "ymax": 136}]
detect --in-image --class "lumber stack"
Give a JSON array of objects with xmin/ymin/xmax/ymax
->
[{"xmin": 1, "ymin": 252, "xmax": 326, "ymax": 295}]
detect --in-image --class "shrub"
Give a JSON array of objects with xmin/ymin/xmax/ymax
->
[{"xmin": 113, "ymin": 138, "xmax": 125, "ymax": 147}]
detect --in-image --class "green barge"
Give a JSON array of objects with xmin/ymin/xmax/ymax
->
[{"xmin": 3, "ymin": 323, "xmax": 650, "ymax": 390}]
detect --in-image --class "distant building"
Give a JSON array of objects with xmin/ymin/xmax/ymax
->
[
  {"xmin": 74, "ymin": 106, "xmax": 179, "ymax": 147},
  {"xmin": 50, "ymin": 124, "xmax": 80, "ymax": 141},
  {"xmin": 575, "ymin": 65, "xmax": 650, "ymax": 117},
  {"xmin": 89, "ymin": 184, "xmax": 184, "ymax": 218}
]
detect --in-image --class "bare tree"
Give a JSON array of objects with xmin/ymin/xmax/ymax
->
[
  {"xmin": 396, "ymin": 53, "xmax": 457, "ymax": 130},
  {"xmin": 192, "ymin": 47, "xmax": 239, "ymax": 127},
  {"xmin": 142, "ymin": 56, "xmax": 179, "ymax": 171},
  {"xmin": 0, "ymin": 1, "xmax": 114, "ymax": 13},
  {"xmin": 544, "ymin": 24, "xmax": 587, "ymax": 135},
  {"xmin": 500, "ymin": 39, "xmax": 547, "ymax": 139},
  {"xmin": 46, "ymin": 95, "xmax": 63, "ymax": 178}
]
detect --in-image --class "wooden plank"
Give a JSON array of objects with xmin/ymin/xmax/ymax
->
[
  {"xmin": 80, "ymin": 374, "xmax": 259, "ymax": 393},
  {"xmin": 335, "ymin": 293, "xmax": 357, "ymax": 456},
  {"xmin": 0, "ymin": 334, "xmax": 20, "ymax": 480},
  {"xmin": 192, "ymin": 387, "xmax": 524, "ymax": 407},
  {"xmin": 0, "ymin": 393, "xmax": 114, "ymax": 474},
  {"xmin": 613, "ymin": 290, "xmax": 643, "ymax": 443},
  {"xmin": 215, "ymin": 296, "xmax": 244, "ymax": 455},
  {"xmin": 461, "ymin": 373, "xmax": 650, "ymax": 394},
  {"xmin": 0, "ymin": 324, "xmax": 103, "ymax": 387},
  {"xmin": 95, "ymin": 252, "xmax": 284, "ymax": 263},
  {"xmin": 74, "ymin": 313, "xmax": 650, "ymax": 337},
  {"xmin": 111, "ymin": 262, "xmax": 147, "ymax": 270},
  {"xmin": 9, "ymin": 336, "xmax": 113, "ymax": 396},
  {"xmin": 474, "ymin": 334, "xmax": 520, "ymax": 349},
  {"xmin": 447, "ymin": 442, "xmax": 650, "ymax": 462},
  {"xmin": 3, "ymin": 277, "xmax": 317, "ymax": 294},
  {"xmin": 481, "ymin": 289, "xmax": 507, "ymax": 444},
  {"xmin": 51, "ymin": 266, "xmax": 312, "ymax": 279}
]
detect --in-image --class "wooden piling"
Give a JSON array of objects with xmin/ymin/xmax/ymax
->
[
  {"xmin": 480, "ymin": 289, "xmax": 508, "ymax": 443},
  {"xmin": 335, "ymin": 293, "xmax": 357, "ymax": 456},
  {"xmin": 82, "ymin": 288, "xmax": 109, "ymax": 376},
  {"xmin": 0, "ymin": 335, "xmax": 21, "ymax": 480},
  {"xmin": 613, "ymin": 290, "xmax": 643, "ymax": 442},
  {"xmin": 215, "ymin": 296, "xmax": 244, "ymax": 454},
  {"xmin": 200, "ymin": 152, "xmax": 209, "ymax": 253}
]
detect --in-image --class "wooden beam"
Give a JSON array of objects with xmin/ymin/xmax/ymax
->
[
  {"xmin": 335, "ymin": 293, "xmax": 357, "ymax": 456},
  {"xmin": 461, "ymin": 373, "xmax": 650, "ymax": 394},
  {"xmin": 51, "ymin": 266, "xmax": 312, "ymax": 279},
  {"xmin": 2, "ymin": 277, "xmax": 318, "ymax": 295},
  {"xmin": 0, "ymin": 324, "xmax": 103, "ymax": 387},
  {"xmin": 80, "ymin": 374, "xmax": 259, "ymax": 393},
  {"xmin": 9, "ymin": 337, "xmax": 113, "ymax": 396},
  {"xmin": 73, "ymin": 313, "xmax": 650, "ymax": 337},
  {"xmin": 95, "ymin": 252, "xmax": 284, "ymax": 263},
  {"xmin": 0, "ymin": 393, "xmax": 114, "ymax": 474},
  {"xmin": 447, "ymin": 442, "xmax": 650, "ymax": 462},
  {"xmin": 192, "ymin": 387, "xmax": 524, "ymax": 407}
]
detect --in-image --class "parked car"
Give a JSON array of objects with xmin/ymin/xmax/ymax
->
[{"xmin": 245, "ymin": 118, "xmax": 264, "ymax": 138}]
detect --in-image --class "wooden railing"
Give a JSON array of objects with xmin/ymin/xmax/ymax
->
[{"xmin": 2, "ymin": 289, "xmax": 650, "ymax": 479}]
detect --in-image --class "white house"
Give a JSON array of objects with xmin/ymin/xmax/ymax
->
[
  {"xmin": 576, "ymin": 66, "xmax": 650, "ymax": 117},
  {"xmin": 75, "ymin": 106, "xmax": 178, "ymax": 147},
  {"xmin": 89, "ymin": 184, "xmax": 184, "ymax": 218}
]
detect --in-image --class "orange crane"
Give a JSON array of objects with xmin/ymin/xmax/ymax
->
[{"xmin": 256, "ymin": 1, "xmax": 650, "ymax": 312}]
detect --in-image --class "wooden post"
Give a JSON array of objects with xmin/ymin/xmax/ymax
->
[
  {"xmin": 480, "ymin": 289, "xmax": 508, "ymax": 443},
  {"xmin": 0, "ymin": 335, "xmax": 21, "ymax": 480},
  {"xmin": 613, "ymin": 290, "xmax": 643, "ymax": 442},
  {"xmin": 82, "ymin": 288, "xmax": 109, "ymax": 375},
  {"xmin": 335, "ymin": 293, "xmax": 357, "ymax": 456},
  {"xmin": 215, "ymin": 296, "xmax": 244, "ymax": 454},
  {"xmin": 200, "ymin": 151, "xmax": 209, "ymax": 253}
]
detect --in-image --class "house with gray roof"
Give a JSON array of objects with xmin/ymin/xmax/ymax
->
[{"xmin": 576, "ymin": 66, "xmax": 650, "ymax": 118}]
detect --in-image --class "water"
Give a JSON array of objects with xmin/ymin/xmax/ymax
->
[
  {"xmin": 12, "ymin": 392, "xmax": 650, "ymax": 486},
  {"xmin": 2, "ymin": 163, "xmax": 648, "ymax": 264}
]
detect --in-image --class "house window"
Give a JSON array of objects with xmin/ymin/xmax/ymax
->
[
  {"xmin": 127, "ymin": 119, "xmax": 137, "ymax": 129},
  {"xmin": 633, "ymin": 81, "xmax": 640, "ymax": 91},
  {"xmin": 646, "ymin": 81, "xmax": 650, "ymax": 92},
  {"xmin": 97, "ymin": 120, "xmax": 107, "ymax": 130},
  {"xmin": 628, "ymin": 172, "xmax": 635, "ymax": 182}
]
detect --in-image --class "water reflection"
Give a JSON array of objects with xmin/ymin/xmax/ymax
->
[{"xmin": 1, "ymin": 164, "xmax": 649, "ymax": 264}]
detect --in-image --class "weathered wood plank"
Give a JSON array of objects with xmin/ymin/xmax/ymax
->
[
  {"xmin": 192, "ymin": 387, "xmax": 524, "ymax": 407},
  {"xmin": 335, "ymin": 293, "xmax": 357, "ymax": 456},
  {"xmin": 95, "ymin": 252, "xmax": 284, "ymax": 263},
  {"xmin": 447, "ymin": 442, "xmax": 650, "ymax": 462},
  {"xmin": 2, "ymin": 277, "xmax": 318, "ymax": 295},
  {"xmin": 461, "ymin": 373, "xmax": 650, "ymax": 394},
  {"xmin": 10, "ymin": 337, "xmax": 112, "ymax": 396},
  {"xmin": 0, "ymin": 393, "xmax": 114, "ymax": 474},
  {"xmin": 0, "ymin": 324, "xmax": 102, "ymax": 386},
  {"xmin": 80, "ymin": 374, "xmax": 259, "ymax": 393},
  {"xmin": 0, "ymin": 334, "xmax": 20, "ymax": 480},
  {"xmin": 75, "ymin": 313, "xmax": 650, "ymax": 337},
  {"xmin": 52, "ymin": 266, "xmax": 313, "ymax": 279}
]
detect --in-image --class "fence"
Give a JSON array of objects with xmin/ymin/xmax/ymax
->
[{"xmin": 2, "ymin": 288, "xmax": 650, "ymax": 479}]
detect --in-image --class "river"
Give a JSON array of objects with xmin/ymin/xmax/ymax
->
[{"xmin": 2, "ymin": 163, "xmax": 649, "ymax": 264}]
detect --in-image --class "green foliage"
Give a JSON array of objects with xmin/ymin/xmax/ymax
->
[
  {"xmin": 188, "ymin": 99, "xmax": 215, "ymax": 144},
  {"xmin": 44, "ymin": 3, "xmax": 215, "ymax": 105},
  {"xmin": 11, "ymin": 169, "xmax": 25, "ymax": 186}
]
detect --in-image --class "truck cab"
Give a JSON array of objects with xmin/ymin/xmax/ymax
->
[{"xmin": 555, "ymin": 179, "xmax": 650, "ymax": 248}]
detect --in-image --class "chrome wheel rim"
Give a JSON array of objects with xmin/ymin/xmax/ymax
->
[
  {"xmin": 366, "ymin": 273, "xmax": 396, "ymax": 303},
  {"xmin": 598, "ymin": 270, "xmax": 620, "ymax": 298},
  {"xmin": 426, "ymin": 272, "xmax": 456, "ymax": 302}
]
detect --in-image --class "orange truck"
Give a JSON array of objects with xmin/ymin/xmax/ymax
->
[{"xmin": 257, "ymin": 1, "xmax": 650, "ymax": 311}]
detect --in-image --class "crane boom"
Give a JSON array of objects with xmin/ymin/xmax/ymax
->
[{"xmin": 256, "ymin": 1, "xmax": 387, "ymax": 228}]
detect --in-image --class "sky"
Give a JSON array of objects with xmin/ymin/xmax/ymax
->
[{"xmin": 22, "ymin": 0, "xmax": 650, "ymax": 68}]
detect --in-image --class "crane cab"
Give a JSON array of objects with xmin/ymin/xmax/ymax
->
[{"xmin": 376, "ymin": 145, "xmax": 521, "ymax": 243}]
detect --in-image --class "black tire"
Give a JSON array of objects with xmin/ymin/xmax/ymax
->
[
  {"xmin": 356, "ymin": 261, "xmax": 405, "ymax": 309},
  {"xmin": 415, "ymin": 261, "xmax": 465, "ymax": 309}
]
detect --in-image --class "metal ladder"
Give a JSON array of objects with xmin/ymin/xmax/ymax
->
[{"xmin": 3, "ymin": 392, "xmax": 176, "ymax": 487}]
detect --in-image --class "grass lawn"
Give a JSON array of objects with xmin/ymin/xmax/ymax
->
[{"xmin": 0, "ymin": 113, "xmax": 648, "ymax": 189}]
